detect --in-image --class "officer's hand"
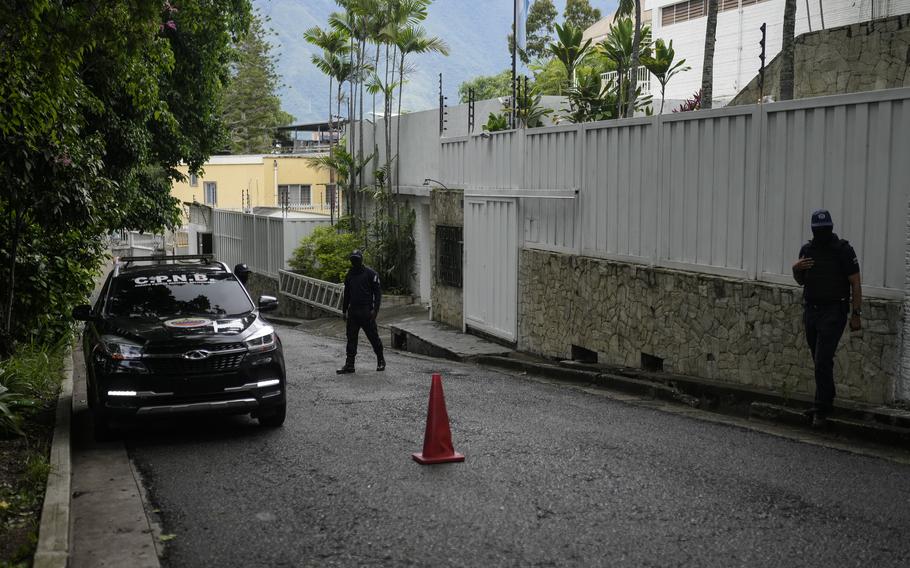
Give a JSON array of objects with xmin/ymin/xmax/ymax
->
[
  {"xmin": 369, "ymin": 310, "xmax": 376, "ymax": 320},
  {"xmin": 850, "ymin": 314, "xmax": 862, "ymax": 332},
  {"xmin": 793, "ymin": 257, "xmax": 814, "ymax": 271}
]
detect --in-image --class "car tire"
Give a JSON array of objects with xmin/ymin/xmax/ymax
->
[
  {"xmin": 92, "ymin": 411, "xmax": 115, "ymax": 442},
  {"xmin": 257, "ymin": 404, "xmax": 286, "ymax": 428}
]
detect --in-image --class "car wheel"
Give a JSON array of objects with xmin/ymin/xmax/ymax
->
[
  {"xmin": 257, "ymin": 404, "xmax": 286, "ymax": 428},
  {"xmin": 92, "ymin": 411, "xmax": 115, "ymax": 441}
]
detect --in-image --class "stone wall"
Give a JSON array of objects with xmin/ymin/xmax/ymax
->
[
  {"xmin": 731, "ymin": 14, "xmax": 910, "ymax": 106},
  {"xmin": 430, "ymin": 188, "xmax": 464, "ymax": 329},
  {"xmin": 518, "ymin": 249, "xmax": 902, "ymax": 404}
]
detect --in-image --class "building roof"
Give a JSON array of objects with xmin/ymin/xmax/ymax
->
[
  {"xmin": 582, "ymin": 10, "xmax": 654, "ymax": 45},
  {"xmin": 277, "ymin": 120, "xmax": 348, "ymax": 132}
]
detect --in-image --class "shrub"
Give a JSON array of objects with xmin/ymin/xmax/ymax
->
[
  {"xmin": 0, "ymin": 341, "xmax": 67, "ymax": 437},
  {"xmin": 289, "ymin": 224, "xmax": 363, "ymax": 283}
]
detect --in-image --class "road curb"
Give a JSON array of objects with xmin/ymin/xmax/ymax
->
[
  {"xmin": 33, "ymin": 347, "xmax": 74, "ymax": 568},
  {"xmin": 474, "ymin": 354, "xmax": 910, "ymax": 447}
]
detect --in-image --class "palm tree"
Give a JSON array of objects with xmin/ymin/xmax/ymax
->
[
  {"xmin": 548, "ymin": 22, "xmax": 592, "ymax": 83},
  {"xmin": 641, "ymin": 39, "xmax": 689, "ymax": 114},
  {"xmin": 623, "ymin": 0, "xmax": 640, "ymax": 117},
  {"xmin": 304, "ymin": 27, "xmax": 349, "ymax": 147},
  {"xmin": 701, "ymin": 0, "xmax": 718, "ymax": 109},
  {"xmin": 597, "ymin": 18, "xmax": 651, "ymax": 119},
  {"xmin": 394, "ymin": 24, "xmax": 448, "ymax": 194},
  {"xmin": 780, "ymin": 0, "xmax": 797, "ymax": 100}
]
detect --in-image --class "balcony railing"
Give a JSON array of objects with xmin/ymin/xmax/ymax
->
[{"xmin": 601, "ymin": 66, "xmax": 652, "ymax": 94}]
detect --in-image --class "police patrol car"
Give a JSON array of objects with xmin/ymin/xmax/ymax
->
[{"xmin": 72, "ymin": 255, "xmax": 286, "ymax": 438}]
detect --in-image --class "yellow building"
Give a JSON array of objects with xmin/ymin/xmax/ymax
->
[{"xmin": 172, "ymin": 154, "xmax": 339, "ymax": 214}]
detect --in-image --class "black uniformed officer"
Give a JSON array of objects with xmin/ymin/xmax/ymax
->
[
  {"xmin": 792, "ymin": 209, "xmax": 862, "ymax": 427},
  {"xmin": 337, "ymin": 250, "xmax": 385, "ymax": 374}
]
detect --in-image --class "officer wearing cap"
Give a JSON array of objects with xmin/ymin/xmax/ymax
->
[
  {"xmin": 792, "ymin": 209, "xmax": 862, "ymax": 427},
  {"xmin": 337, "ymin": 249, "xmax": 385, "ymax": 374}
]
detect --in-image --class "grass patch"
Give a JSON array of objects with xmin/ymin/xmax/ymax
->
[{"xmin": 0, "ymin": 342, "xmax": 67, "ymax": 567}]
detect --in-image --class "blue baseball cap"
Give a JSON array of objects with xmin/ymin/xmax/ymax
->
[
  {"xmin": 349, "ymin": 249, "xmax": 363, "ymax": 260},
  {"xmin": 810, "ymin": 209, "xmax": 833, "ymax": 228}
]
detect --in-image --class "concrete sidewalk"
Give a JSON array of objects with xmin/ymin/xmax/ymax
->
[{"xmin": 277, "ymin": 304, "xmax": 910, "ymax": 448}]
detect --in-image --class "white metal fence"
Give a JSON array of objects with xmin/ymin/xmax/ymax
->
[
  {"xmin": 438, "ymin": 87, "xmax": 910, "ymax": 298},
  {"xmin": 212, "ymin": 210, "xmax": 332, "ymax": 278}
]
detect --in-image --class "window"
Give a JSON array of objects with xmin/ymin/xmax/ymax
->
[
  {"xmin": 278, "ymin": 184, "xmax": 312, "ymax": 207},
  {"xmin": 203, "ymin": 181, "xmax": 217, "ymax": 205},
  {"xmin": 436, "ymin": 226, "xmax": 463, "ymax": 288},
  {"xmin": 189, "ymin": 173, "xmax": 198, "ymax": 187},
  {"xmin": 662, "ymin": 0, "xmax": 770, "ymax": 26}
]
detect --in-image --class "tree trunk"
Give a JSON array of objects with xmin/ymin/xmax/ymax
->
[
  {"xmin": 780, "ymin": 0, "xmax": 797, "ymax": 101},
  {"xmin": 660, "ymin": 82, "xmax": 666, "ymax": 114},
  {"xmin": 2, "ymin": 209, "xmax": 22, "ymax": 353},
  {"xmin": 626, "ymin": 0, "xmax": 642, "ymax": 118},
  {"xmin": 701, "ymin": 0, "xmax": 719, "ymax": 109},
  {"xmin": 615, "ymin": 63, "xmax": 624, "ymax": 119}
]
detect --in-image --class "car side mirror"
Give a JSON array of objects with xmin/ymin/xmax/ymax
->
[
  {"xmin": 72, "ymin": 305, "xmax": 94, "ymax": 321},
  {"xmin": 258, "ymin": 295, "xmax": 278, "ymax": 313}
]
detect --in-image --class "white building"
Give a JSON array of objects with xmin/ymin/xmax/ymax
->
[{"xmin": 586, "ymin": 0, "xmax": 910, "ymax": 109}]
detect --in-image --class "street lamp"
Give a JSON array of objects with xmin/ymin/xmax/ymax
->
[{"xmin": 423, "ymin": 178, "xmax": 449, "ymax": 190}]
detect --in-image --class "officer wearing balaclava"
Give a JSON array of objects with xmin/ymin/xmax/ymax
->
[
  {"xmin": 337, "ymin": 249, "xmax": 385, "ymax": 374},
  {"xmin": 792, "ymin": 209, "xmax": 862, "ymax": 427}
]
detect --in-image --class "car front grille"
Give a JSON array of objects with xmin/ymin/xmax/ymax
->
[{"xmin": 143, "ymin": 344, "xmax": 247, "ymax": 375}]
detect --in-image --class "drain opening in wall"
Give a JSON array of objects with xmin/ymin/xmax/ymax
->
[
  {"xmin": 641, "ymin": 352, "xmax": 664, "ymax": 372},
  {"xmin": 571, "ymin": 345, "xmax": 598, "ymax": 364}
]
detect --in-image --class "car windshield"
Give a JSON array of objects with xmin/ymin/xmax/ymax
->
[{"xmin": 106, "ymin": 272, "xmax": 254, "ymax": 319}]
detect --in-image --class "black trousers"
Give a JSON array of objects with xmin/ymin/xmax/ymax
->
[
  {"xmin": 345, "ymin": 306, "xmax": 383, "ymax": 360},
  {"xmin": 803, "ymin": 303, "xmax": 848, "ymax": 413}
]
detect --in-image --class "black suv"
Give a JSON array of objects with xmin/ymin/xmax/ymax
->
[{"xmin": 73, "ymin": 255, "xmax": 287, "ymax": 438}]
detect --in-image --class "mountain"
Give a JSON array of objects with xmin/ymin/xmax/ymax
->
[{"xmin": 254, "ymin": 0, "xmax": 617, "ymax": 123}]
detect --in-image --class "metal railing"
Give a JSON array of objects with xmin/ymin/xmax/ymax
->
[
  {"xmin": 601, "ymin": 66, "xmax": 652, "ymax": 94},
  {"xmin": 278, "ymin": 270, "xmax": 344, "ymax": 315}
]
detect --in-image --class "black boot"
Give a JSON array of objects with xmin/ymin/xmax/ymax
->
[
  {"xmin": 376, "ymin": 355, "xmax": 386, "ymax": 372},
  {"xmin": 336, "ymin": 357, "xmax": 355, "ymax": 374}
]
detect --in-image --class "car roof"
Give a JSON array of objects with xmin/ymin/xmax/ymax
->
[{"xmin": 112, "ymin": 255, "xmax": 231, "ymax": 278}]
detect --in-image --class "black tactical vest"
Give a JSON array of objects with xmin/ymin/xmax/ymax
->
[{"xmin": 802, "ymin": 239, "xmax": 851, "ymax": 305}]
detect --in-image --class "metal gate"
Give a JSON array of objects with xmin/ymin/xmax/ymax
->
[{"xmin": 464, "ymin": 198, "xmax": 518, "ymax": 342}]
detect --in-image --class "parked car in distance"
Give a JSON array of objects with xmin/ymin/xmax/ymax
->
[{"xmin": 73, "ymin": 255, "xmax": 286, "ymax": 439}]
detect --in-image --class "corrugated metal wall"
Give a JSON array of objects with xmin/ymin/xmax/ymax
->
[
  {"xmin": 213, "ymin": 210, "xmax": 332, "ymax": 278},
  {"xmin": 437, "ymin": 87, "xmax": 910, "ymax": 298}
]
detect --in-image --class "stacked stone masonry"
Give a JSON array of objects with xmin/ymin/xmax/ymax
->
[
  {"xmin": 518, "ymin": 249, "xmax": 902, "ymax": 405},
  {"xmin": 731, "ymin": 14, "xmax": 910, "ymax": 106},
  {"xmin": 430, "ymin": 188, "xmax": 464, "ymax": 329}
]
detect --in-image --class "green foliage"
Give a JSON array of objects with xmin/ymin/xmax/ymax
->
[
  {"xmin": 222, "ymin": 11, "xmax": 294, "ymax": 153},
  {"xmin": 509, "ymin": 86, "xmax": 554, "ymax": 128},
  {"xmin": 561, "ymin": 69, "xmax": 618, "ymax": 123},
  {"xmin": 563, "ymin": 0, "xmax": 602, "ymax": 31},
  {"xmin": 641, "ymin": 39, "xmax": 690, "ymax": 113},
  {"xmin": 530, "ymin": 57, "xmax": 570, "ymax": 96},
  {"xmin": 458, "ymin": 70, "xmax": 512, "ymax": 103},
  {"xmin": 483, "ymin": 113, "xmax": 510, "ymax": 132},
  {"xmin": 548, "ymin": 23, "xmax": 592, "ymax": 81},
  {"xmin": 0, "ymin": 1, "xmax": 252, "ymax": 353},
  {"xmin": 366, "ymin": 205, "xmax": 416, "ymax": 294},
  {"xmin": 526, "ymin": 0, "xmax": 560, "ymax": 60},
  {"xmin": 595, "ymin": 17, "xmax": 653, "ymax": 117},
  {"xmin": 289, "ymin": 224, "xmax": 364, "ymax": 283},
  {"xmin": 0, "ymin": 341, "xmax": 67, "ymax": 437}
]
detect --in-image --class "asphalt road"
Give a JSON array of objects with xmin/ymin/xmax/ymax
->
[{"xmin": 127, "ymin": 326, "xmax": 910, "ymax": 567}]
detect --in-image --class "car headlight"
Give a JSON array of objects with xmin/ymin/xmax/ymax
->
[
  {"xmin": 244, "ymin": 326, "xmax": 277, "ymax": 353},
  {"xmin": 100, "ymin": 335, "xmax": 144, "ymax": 360}
]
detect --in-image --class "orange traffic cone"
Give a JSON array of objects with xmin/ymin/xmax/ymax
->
[{"xmin": 412, "ymin": 373, "xmax": 465, "ymax": 465}]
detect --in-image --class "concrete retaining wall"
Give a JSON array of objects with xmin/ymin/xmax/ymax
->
[{"xmin": 518, "ymin": 249, "xmax": 902, "ymax": 405}]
